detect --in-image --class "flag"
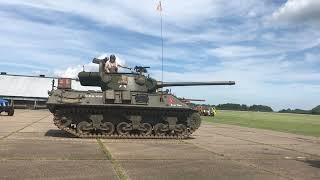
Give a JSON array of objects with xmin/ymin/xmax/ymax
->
[{"xmin": 156, "ymin": 1, "xmax": 162, "ymax": 12}]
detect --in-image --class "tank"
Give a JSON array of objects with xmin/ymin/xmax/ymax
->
[{"xmin": 47, "ymin": 58, "xmax": 235, "ymax": 139}]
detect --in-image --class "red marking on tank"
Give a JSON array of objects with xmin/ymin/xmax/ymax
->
[
  {"xmin": 167, "ymin": 96, "xmax": 175, "ymax": 104},
  {"xmin": 58, "ymin": 78, "xmax": 71, "ymax": 89}
]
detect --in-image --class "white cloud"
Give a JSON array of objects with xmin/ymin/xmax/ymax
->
[
  {"xmin": 0, "ymin": 62, "xmax": 49, "ymax": 71},
  {"xmin": 210, "ymin": 46, "xmax": 266, "ymax": 58},
  {"xmin": 0, "ymin": 15, "xmax": 95, "ymax": 69},
  {"xmin": 0, "ymin": 0, "xmax": 274, "ymax": 44},
  {"xmin": 268, "ymin": 0, "xmax": 320, "ymax": 26},
  {"xmin": 210, "ymin": 29, "xmax": 320, "ymax": 58},
  {"xmin": 54, "ymin": 63, "xmax": 97, "ymax": 78},
  {"xmin": 0, "ymin": 0, "xmax": 213, "ymax": 36}
]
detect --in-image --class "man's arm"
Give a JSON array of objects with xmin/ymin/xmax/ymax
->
[{"xmin": 117, "ymin": 63, "xmax": 131, "ymax": 70}]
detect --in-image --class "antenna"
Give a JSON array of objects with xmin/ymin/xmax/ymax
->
[{"xmin": 157, "ymin": 0, "xmax": 164, "ymax": 89}]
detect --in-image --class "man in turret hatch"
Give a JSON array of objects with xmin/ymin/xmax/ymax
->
[{"xmin": 105, "ymin": 54, "xmax": 130, "ymax": 73}]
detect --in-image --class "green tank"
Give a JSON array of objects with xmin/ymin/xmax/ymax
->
[{"xmin": 47, "ymin": 58, "xmax": 235, "ymax": 139}]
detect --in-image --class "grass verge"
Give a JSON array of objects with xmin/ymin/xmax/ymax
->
[{"xmin": 202, "ymin": 110, "xmax": 320, "ymax": 137}]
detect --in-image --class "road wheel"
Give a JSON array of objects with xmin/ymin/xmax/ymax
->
[
  {"xmin": 100, "ymin": 122, "xmax": 115, "ymax": 135},
  {"xmin": 117, "ymin": 122, "xmax": 131, "ymax": 136},
  {"xmin": 77, "ymin": 121, "xmax": 93, "ymax": 134},
  {"xmin": 140, "ymin": 123, "xmax": 152, "ymax": 136},
  {"xmin": 174, "ymin": 124, "xmax": 187, "ymax": 136},
  {"xmin": 154, "ymin": 123, "xmax": 168, "ymax": 136}
]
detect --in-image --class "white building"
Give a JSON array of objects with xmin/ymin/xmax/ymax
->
[{"xmin": 0, "ymin": 73, "xmax": 98, "ymax": 109}]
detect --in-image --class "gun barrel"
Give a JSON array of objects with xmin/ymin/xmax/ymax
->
[
  {"xmin": 92, "ymin": 58, "xmax": 101, "ymax": 64},
  {"xmin": 180, "ymin": 99, "xmax": 206, "ymax": 102},
  {"xmin": 78, "ymin": 72, "xmax": 101, "ymax": 86},
  {"xmin": 157, "ymin": 81, "xmax": 235, "ymax": 88}
]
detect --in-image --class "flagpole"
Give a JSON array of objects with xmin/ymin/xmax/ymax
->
[
  {"xmin": 156, "ymin": 0, "xmax": 164, "ymax": 94},
  {"xmin": 160, "ymin": 5, "xmax": 164, "ymax": 88}
]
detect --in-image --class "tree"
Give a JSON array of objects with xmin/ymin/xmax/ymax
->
[
  {"xmin": 278, "ymin": 108, "xmax": 311, "ymax": 114},
  {"xmin": 248, "ymin": 105, "xmax": 273, "ymax": 112},
  {"xmin": 311, "ymin": 105, "xmax": 320, "ymax": 115},
  {"xmin": 216, "ymin": 103, "xmax": 273, "ymax": 112}
]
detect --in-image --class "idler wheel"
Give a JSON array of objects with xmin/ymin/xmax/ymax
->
[
  {"xmin": 154, "ymin": 123, "xmax": 168, "ymax": 136},
  {"xmin": 189, "ymin": 113, "xmax": 201, "ymax": 131},
  {"xmin": 140, "ymin": 123, "xmax": 152, "ymax": 136},
  {"xmin": 100, "ymin": 122, "xmax": 115, "ymax": 135},
  {"xmin": 117, "ymin": 122, "xmax": 131, "ymax": 136},
  {"xmin": 77, "ymin": 121, "xmax": 92, "ymax": 134}
]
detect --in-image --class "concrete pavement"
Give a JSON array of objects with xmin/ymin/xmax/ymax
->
[{"xmin": 0, "ymin": 110, "xmax": 319, "ymax": 180}]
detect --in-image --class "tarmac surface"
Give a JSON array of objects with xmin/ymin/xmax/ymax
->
[{"xmin": 0, "ymin": 110, "xmax": 319, "ymax": 180}]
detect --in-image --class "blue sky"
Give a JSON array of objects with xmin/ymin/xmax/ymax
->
[{"xmin": 0, "ymin": 0, "xmax": 319, "ymax": 110}]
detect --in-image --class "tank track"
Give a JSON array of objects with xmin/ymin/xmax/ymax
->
[{"xmin": 52, "ymin": 107, "xmax": 201, "ymax": 139}]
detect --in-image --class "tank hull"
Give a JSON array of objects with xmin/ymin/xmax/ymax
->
[{"xmin": 47, "ymin": 89, "xmax": 201, "ymax": 139}]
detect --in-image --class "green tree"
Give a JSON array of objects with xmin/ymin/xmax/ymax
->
[
  {"xmin": 249, "ymin": 105, "xmax": 273, "ymax": 112},
  {"xmin": 311, "ymin": 105, "xmax": 320, "ymax": 115}
]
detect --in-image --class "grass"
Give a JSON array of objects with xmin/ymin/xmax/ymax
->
[{"xmin": 202, "ymin": 110, "xmax": 320, "ymax": 137}]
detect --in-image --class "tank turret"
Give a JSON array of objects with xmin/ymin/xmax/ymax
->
[{"xmin": 78, "ymin": 59, "xmax": 235, "ymax": 92}]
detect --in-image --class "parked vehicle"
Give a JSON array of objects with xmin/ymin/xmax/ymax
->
[
  {"xmin": 195, "ymin": 106, "xmax": 217, "ymax": 116},
  {"xmin": 0, "ymin": 99, "xmax": 14, "ymax": 116}
]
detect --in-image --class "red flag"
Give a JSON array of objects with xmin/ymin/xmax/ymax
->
[{"xmin": 156, "ymin": 1, "xmax": 162, "ymax": 12}]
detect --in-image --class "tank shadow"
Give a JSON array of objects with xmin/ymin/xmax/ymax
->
[
  {"xmin": 45, "ymin": 129, "xmax": 77, "ymax": 138},
  {"xmin": 183, "ymin": 136, "xmax": 195, "ymax": 140},
  {"xmin": 301, "ymin": 160, "xmax": 320, "ymax": 168}
]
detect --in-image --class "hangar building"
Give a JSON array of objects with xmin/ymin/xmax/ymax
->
[{"xmin": 0, "ymin": 73, "xmax": 98, "ymax": 109}]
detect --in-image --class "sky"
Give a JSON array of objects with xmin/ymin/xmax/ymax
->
[{"xmin": 0, "ymin": 0, "xmax": 319, "ymax": 110}]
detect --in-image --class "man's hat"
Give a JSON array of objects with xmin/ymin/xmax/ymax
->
[{"xmin": 110, "ymin": 54, "xmax": 116, "ymax": 60}]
